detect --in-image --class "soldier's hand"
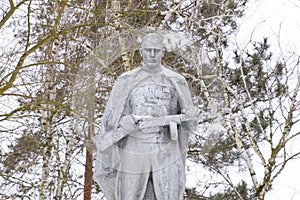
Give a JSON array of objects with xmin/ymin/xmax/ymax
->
[
  {"xmin": 182, "ymin": 106, "xmax": 200, "ymax": 117},
  {"xmin": 119, "ymin": 115, "xmax": 137, "ymax": 132}
]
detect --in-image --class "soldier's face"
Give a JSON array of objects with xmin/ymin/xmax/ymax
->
[{"xmin": 140, "ymin": 41, "xmax": 164, "ymax": 68}]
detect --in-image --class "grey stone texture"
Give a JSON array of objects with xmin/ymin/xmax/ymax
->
[{"xmin": 94, "ymin": 33, "xmax": 198, "ymax": 200}]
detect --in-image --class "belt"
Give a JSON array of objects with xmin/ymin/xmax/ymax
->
[{"xmin": 128, "ymin": 130, "xmax": 171, "ymax": 143}]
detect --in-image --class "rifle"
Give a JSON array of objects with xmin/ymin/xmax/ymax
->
[
  {"xmin": 133, "ymin": 114, "xmax": 202, "ymax": 140},
  {"xmin": 95, "ymin": 114, "xmax": 202, "ymax": 152},
  {"xmin": 133, "ymin": 114, "xmax": 201, "ymax": 129}
]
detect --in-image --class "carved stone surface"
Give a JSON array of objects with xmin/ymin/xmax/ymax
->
[{"xmin": 93, "ymin": 33, "xmax": 198, "ymax": 200}]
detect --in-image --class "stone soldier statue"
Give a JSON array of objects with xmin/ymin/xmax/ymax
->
[{"xmin": 94, "ymin": 33, "xmax": 199, "ymax": 200}]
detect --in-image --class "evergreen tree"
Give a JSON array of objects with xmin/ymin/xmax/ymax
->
[{"xmin": 1, "ymin": 1, "xmax": 300, "ymax": 200}]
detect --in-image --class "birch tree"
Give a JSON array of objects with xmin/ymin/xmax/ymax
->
[
  {"xmin": 3, "ymin": 0, "xmax": 299, "ymax": 200},
  {"xmin": 187, "ymin": 19, "xmax": 300, "ymax": 200},
  {"xmin": 0, "ymin": 0, "xmax": 99, "ymax": 198}
]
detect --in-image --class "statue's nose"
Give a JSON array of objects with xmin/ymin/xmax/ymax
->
[{"xmin": 150, "ymin": 49, "xmax": 155, "ymax": 57}]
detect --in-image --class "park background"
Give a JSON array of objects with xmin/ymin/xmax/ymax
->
[{"xmin": 1, "ymin": 0, "xmax": 300, "ymax": 199}]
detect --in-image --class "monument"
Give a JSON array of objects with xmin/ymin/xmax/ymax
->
[{"xmin": 93, "ymin": 33, "xmax": 199, "ymax": 200}]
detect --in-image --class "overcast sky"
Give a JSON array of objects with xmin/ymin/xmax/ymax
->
[
  {"xmin": 188, "ymin": 1, "xmax": 300, "ymax": 199},
  {"xmin": 236, "ymin": 0, "xmax": 300, "ymax": 199},
  {"xmin": 236, "ymin": 0, "xmax": 300, "ymax": 54},
  {"xmin": 1, "ymin": 1, "xmax": 299, "ymax": 199}
]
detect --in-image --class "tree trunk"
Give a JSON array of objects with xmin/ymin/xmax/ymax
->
[{"xmin": 84, "ymin": 77, "xmax": 95, "ymax": 200}]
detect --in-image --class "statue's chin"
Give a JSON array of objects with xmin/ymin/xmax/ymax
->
[{"xmin": 143, "ymin": 63, "xmax": 161, "ymax": 71}]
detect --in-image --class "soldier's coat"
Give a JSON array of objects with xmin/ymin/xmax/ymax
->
[{"xmin": 94, "ymin": 66, "xmax": 196, "ymax": 200}]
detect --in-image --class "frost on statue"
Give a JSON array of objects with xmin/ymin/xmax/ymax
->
[{"xmin": 93, "ymin": 33, "xmax": 199, "ymax": 200}]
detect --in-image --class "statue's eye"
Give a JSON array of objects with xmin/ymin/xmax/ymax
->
[{"xmin": 143, "ymin": 48, "xmax": 161, "ymax": 53}]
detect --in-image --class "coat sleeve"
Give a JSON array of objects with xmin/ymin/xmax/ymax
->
[
  {"xmin": 93, "ymin": 75, "xmax": 130, "ymax": 200},
  {"xmin": 170, "ymin": 77, "xmax": 197, "ymax": 167}
]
